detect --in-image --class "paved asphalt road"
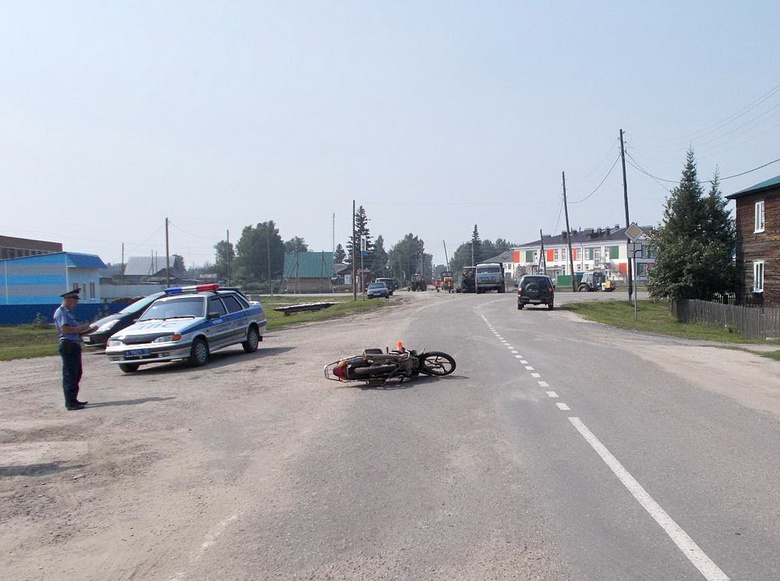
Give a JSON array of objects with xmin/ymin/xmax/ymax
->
[{"xmin": 2, "ymin": 289, "xmax": 779, "ymax": 580}]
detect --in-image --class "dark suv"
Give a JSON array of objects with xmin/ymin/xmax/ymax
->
[{"xmin": 517, "ymin": 275, "xmax": 555, "ymax": 310}]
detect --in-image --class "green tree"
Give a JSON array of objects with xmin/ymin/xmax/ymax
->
[
  {"xmin": 334, "ymin": 244, "xmax": 346, "ymax": 264},
  {"xmin": 171, "ymin": 254, "xmax": 186, "ymax": 273},
  {"xmin": 213, "ymin": 239, "xmax": 235, "ymax": 280},
  {"xmin": 284, "ymin": 237, "xmax": 308, "ymax": 253},
  {"xmin": 388, "ymin": 234, "xmax": 427, "ymax": 284},
  {"xmin": 234, "ymin": 221, "xmax": 284, "ymax": 284},
  {"xmin": 647, "ymin": 150, "xmax": 735, "ymax": 300},
  {"xmin": 370, "ymin": 235, "xmax": 389, "ymax": 276},
  {"xmin": 346, "ymin": 206, "xmax": 374, "ymax": 265},
  {"xmin": 470, "ymin": 225, "xmax": 483, "ymax": 265}
]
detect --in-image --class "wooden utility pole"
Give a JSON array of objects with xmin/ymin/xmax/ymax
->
[
  {"xmin": 165, "ymin": 217, "xmax": 170, "ymax": 287},
  {"xmin": 352, "ymin": 200, "xmax": 357, "ymax": 300},
  {"xmin": 620, "ymin": 129, "xmax": 633, "ymax": 299},
  {"xmin": 226, "ymin": 230, "xmax": 230, "ymax": 285},
  {"xmin": 562, "ymin": 172, "xmax": 576, "ymax": 291}
]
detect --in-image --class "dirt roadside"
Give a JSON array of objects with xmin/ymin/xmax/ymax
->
[
  {"xmin": 0, "ymin": 293, "xmax": 438, "ymax": 580},
  {"xmin": 1, "ymin": 292, "xmax": 779, "ymax": 580}
]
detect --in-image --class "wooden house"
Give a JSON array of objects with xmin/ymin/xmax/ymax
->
[{"xmin": 727, "ymin": 175, "xmax": 780, "ymax": 306}]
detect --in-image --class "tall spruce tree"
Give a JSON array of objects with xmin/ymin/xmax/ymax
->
[
  {"xmin": 647, "ymin": 150, "xmax": 735, "ymax": 300},
  {"xmin": 346, "ymin": 206, "xmax": 374, "ymax": 265}
]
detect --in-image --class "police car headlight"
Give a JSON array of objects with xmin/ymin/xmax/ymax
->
[
  {"xmin": 107, "ymin": 338, "xmax": 123, "ymax": 347},
  {"xmin": 153, "ymin": 334, "xmax": 182, "ymax": 343}
]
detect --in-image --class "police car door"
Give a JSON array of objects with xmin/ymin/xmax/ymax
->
[
  {"xmin": 206, "ymin": 296, "xmax": 230, "ymax": 348},
  {"xmin": 220, "ymin": 293, "xmax": 249, "ymax": 343}
]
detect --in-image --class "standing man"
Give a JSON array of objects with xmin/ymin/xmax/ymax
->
[{"xmin": 53, "ymin": 289, "xmax": 93, "ymax": 410}]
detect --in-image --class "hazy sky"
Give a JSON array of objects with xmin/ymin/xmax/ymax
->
[{"xmin": 3, "ymin": 1, "xmax": 779, "ymax": 268}]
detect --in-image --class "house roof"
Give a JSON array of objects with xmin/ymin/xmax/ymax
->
[
  {"xmin": 67, "ymin": 253, "xmax": 108, "ymax": 269},
  {"xmin": 125, "ymin": 256, "xmax": 166, "ymax": 276},
  {"xmin": 726, "ymin": 175, "xmax": 780, "ymax": 200},
  {"xmin": 283, "ymin": 251, "xmax": 334, "ymax": 279},
  {"xmin": 0, "ymin": 251, "xmax": 107, "ymax": 269},
  {"xmin": 483, "ymin": 250, "xmax": 514, "ymax": 263},
  {"xmin": 514, "ymin": 226, "xmax": 647, "ymax": 249}
]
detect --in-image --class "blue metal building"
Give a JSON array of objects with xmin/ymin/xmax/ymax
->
[{"xmin": 0, "ymin": 252, "xmax": 107, "ymax": 305}]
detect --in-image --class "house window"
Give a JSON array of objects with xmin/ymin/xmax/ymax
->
[
  {"xmin": 554, "ymin": 249, "xmax": 559, "ymax": 261},
  {"xmin": 753, "ymin": 261, "xmax": 765, "ymax": 293},
  {"xmin": 755, "ymin": 201, "xmax": 765, "ymax": 233}
]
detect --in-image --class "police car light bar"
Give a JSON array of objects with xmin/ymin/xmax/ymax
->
[{"xmin": 164, "ymin": 284, "xmax": 220, "ymax": 295}]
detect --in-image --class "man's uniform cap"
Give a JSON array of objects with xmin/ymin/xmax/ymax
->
[{"xmin": 61, "ymin": 289, "xmax": 81, "ymax": 299}]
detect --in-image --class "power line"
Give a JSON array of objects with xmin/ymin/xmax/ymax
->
[
  {"xmin": 570, "ymin": 153, "xmax": 622, "ymax": 203},
  {"xmin": 626, "ymin": 151, "xmax": 780, "ymax": 186}
]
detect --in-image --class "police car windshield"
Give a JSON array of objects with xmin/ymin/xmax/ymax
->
[{"xmin": 139, "ymin": 297, "xmax": 205, "ymax": 321}]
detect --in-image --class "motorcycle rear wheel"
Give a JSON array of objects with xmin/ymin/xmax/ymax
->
[{"xmin": 418, "ymin": 352, "xmax": 456, "ymax": 376}]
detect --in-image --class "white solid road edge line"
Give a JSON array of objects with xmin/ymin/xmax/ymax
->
[{"xmin": 568, "ymin": 417, "xmax": 730, "ymax": 581}]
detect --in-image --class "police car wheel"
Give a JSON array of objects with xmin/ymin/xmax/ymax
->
[
  {"xmin": 119, "ymin": 363, "xmax": 140, "ymax": 373},
  {"xmin": 242, "ymin": 327, "xmax": 260, "ymax": 353},
  {"xmin": 189, "ymin": 338, "xmax": 210, "ymax": 367}
]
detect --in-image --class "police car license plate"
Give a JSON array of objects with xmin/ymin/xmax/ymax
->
[{"xmin": 126, "ymin": 349, "xmax": 151, "ymax": 357}]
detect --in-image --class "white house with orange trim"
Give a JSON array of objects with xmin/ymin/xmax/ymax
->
[{"xmin": 511, "ymin": 226, "xmax": 655, "ymax": 282}]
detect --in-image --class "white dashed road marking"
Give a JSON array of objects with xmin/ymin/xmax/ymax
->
[
  {"xmin": 569, "ymin": 418, "xmax": 730, "ymax": 581},
  {"xmin": 484, "ymin": 315, "xmax": 730, "ymax": 581}
]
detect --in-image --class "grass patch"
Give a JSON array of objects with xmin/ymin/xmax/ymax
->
[
  {"xmin": 561, "ymin": 299, "xmax": 777, "ymax": 344},
  {"xmin": 0, "ymin": 325, "xmax": 60, "ymax": 360},
  {"xmin": 262, "ymin": 294, "xmax": 388, "ymax": 330}
]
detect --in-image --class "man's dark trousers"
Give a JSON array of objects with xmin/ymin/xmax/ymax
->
[{"xmin": 59, "ymin": 340, "xmax": 83, "ymax": 407}]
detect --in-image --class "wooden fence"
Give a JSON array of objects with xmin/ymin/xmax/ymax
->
[{"xmin": 671, "ymin": 299, "xmax": 780, "ymax": 340}]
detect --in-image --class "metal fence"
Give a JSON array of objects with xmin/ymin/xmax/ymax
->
[{"xmin": 672, "ymin": 299, "xmax": 780, "ymax": 340}]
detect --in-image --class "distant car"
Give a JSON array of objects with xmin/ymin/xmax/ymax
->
[
  {"xmin": 374, "ymin": 278, "xmax": 397, "ymax": 295},
  {"xmin": 105, "ymin": 284, "xmax": 266, "ymax": 372},
  {"xmin": 367, "ymin": 281, "xmax": 391, "ymax": 299},
  {"xmin": 517, "ymin": 275, "xmax": 555, "ymax": 310},
  {"xmin": 83, "ymin": 292, "xmax": 165, "ymax": 348}
]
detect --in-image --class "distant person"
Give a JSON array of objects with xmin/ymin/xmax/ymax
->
[{"xmin": 53, "ymin": 289, "xmax": 94, "ymax": 410}]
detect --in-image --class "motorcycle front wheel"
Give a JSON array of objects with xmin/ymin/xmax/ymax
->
[{"xmin": 418, "ymin": 352, "xmax": 456, "ymax": 376}]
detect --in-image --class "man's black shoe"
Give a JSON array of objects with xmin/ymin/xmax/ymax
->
[
  {"xmin": 66, "ymin": 404, "xmax": 86, "ymax": 411},
  {"xmin": 76, "ymin": 400, "xmax": 88, "ymax": 405}
]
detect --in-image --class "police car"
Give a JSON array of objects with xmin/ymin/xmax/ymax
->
[{"xmin": 105, "ymin": 284, "xmax": 266, "ymax": 373}]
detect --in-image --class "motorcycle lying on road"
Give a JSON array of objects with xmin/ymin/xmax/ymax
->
[{"xmin": 324, "ymin": 342, "xmax": 456, "ymax": 387}]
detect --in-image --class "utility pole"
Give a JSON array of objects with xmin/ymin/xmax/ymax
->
[
  {"xmin": 165, "ymin": 217, "xmax": 170, "ymax": 287},
  {"xmin": 562, "ymin": 172, "xmax": 576, "ymax": 291},
  {"xmin": 352, "ymin": 200, "xmax": 357, "ymax": 301},
  {"xmin": 266, "ymin": 231, "xmax": 272, "ymax": 296},
  {"xmin": 226, "ymin": 230, "xmax": 230, "ymax": 285},
  {"xmin": 620, "ymin": 129, "xmax": 633, "ymax": 299},
  {"xmin": 539, "ymin": 229, "xmax": 546, "ymax": 275}
]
